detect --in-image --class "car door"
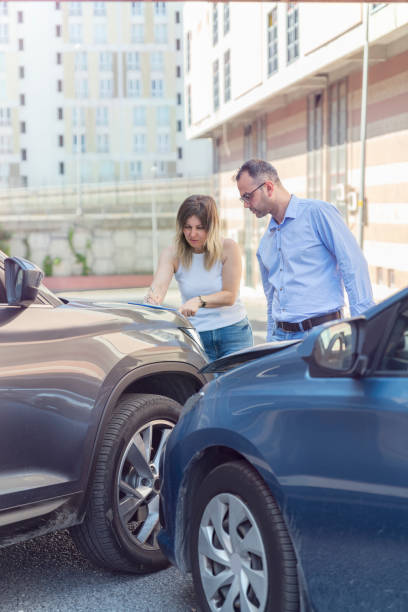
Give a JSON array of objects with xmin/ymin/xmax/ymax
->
[{"xmin": 285, "ymin": 303, "xmax": 408, "ymax": 611}]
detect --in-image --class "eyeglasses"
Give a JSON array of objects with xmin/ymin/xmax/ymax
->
[{"xmin": 239, "ymin": 182, "xmax": 265, "ymax": 204}]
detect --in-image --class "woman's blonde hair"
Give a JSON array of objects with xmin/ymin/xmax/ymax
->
[{"xmin": 175, "ymin": 195, "xmax": 222, "ymax": 270}]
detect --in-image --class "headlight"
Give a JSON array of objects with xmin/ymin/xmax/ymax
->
[
  {"xmin": 181, "ymin": 390, "xmax": 205, "ymax": 417},
  {"xmin": 180, "ymin": 326, "xmax": 204, "ymax": 351}
]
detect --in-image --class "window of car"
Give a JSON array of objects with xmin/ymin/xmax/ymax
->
[{"xmin": 378, "ymin": 307, "xmax": 408, "ymax": 374}]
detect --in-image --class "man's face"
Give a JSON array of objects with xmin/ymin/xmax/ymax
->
[{"xmin": 236, "ymin": 171, "xmax": 272, "ymax": 218}]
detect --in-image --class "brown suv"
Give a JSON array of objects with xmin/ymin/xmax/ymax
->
[{"xmin": 0, "ymin": 253, "xmax": 207, "ymax": 573}]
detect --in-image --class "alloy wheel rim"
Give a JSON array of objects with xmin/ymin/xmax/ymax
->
[
  {"xmin": 198, "ymin": 493, "xmax": 268, "ymax": 611},
  {"xmin": 116, "ymin": 418, "xmax": 174, "ymax": 549}
]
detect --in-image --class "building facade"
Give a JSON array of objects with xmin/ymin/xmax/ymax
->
[
  {"xmin": 0, "ymin": 1, "xmax": 212, "ymax": 189},
  {"xmin": 184, "ymin": 2, "xmax": 408, "ymax": 297}
]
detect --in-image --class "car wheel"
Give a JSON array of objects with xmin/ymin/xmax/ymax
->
[
  {"xmin": 190, "ymin": 461, "xmax": 299, "ymax": 612},
  {"xmin": 70, "ymin": 393, "xmax": 181, "ymax": 573}
]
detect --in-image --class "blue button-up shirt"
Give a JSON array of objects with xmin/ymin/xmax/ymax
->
[{"xmin": 257, "ymin": 195, "xmax": 375, "ymax": 341}]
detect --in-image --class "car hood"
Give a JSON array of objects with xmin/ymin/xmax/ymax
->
[{"xmin": 200, "ymin": 339, "xmax": 301, "ymax": 373}]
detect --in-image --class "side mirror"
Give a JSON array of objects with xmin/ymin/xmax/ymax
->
[
  {"xmin": 5, "ymin": 256, "xmax": 44, "ymax": 306},
  {"xmin": 298, "ymin": 319, "xmax": 367, "ymax": 377}
]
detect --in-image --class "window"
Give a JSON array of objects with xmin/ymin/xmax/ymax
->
[
  {"xmin": 255, "ymin": 115, "xmax": 267, "ymax": 159},
  {"xmin": 213, "ymin": 60, "xmax": 219, "ymax": 110},
  {"xmin": 287, "ymin": 3, "xmax": 299, "ymax": 63},
  {"xmin": 75, "ymin": 78, "xmax": 88, "ymax": 98},
  {"xmin": 224, "ymin": 3, "xmax": 230, "ymax": 35},
  {"xmin": 0, "ymin": 24, "xmax": 8, "ymax": 44},
  {"xmin": 177, "ymin": 147, "xmax": 183, "ymax": 160},
  {"xmin": 175, "ymin": 11, "xmax": 180, "ymax": 24},
  {"xmin": 0, "ymin": 135, "xmax": 11, "ymax": 153},
  {"xmin": 21, "ymin": 148, "xmax": 27, "ymax": 161},
  {"xmin": 72, "ymin": 107, "xmax": 85, "ymax": 126},
  {"xmin": 96, "ymin": 106, "xmax": 108, "ymax": 126},
  {"xmin": 157, "ymin": 133, "xmax": 170, "ymax": 153},
  {"xmin": 59, "ymin": 161, "xmax": 65, "ymax": 175},
  {"xmin": 376, "ymin": 267, "xmax": 383, "ymax": 285},
  {"xmin": 126, "ymin": 51, "xmax": 140, "ymax": 71},
  {"xmin": 177, "ymin": 120, "xmax": 182, "ymax": 132},
  {"xmin": 187, "ymin": 86, "xmax": 191, "ymax": 126},
  {"xmin": 21, "ymin": 175, "xmax": 27, "ymax": 187},
  {"xmin": 131, "ymin": 2, "xmax": 143, "ymax": 17},
  {"xmin": 307, "ymin": 92, "xmax": 323, "ymax": 199},
  {"xmin": 0, "ymin": 107, "xmax": 10, "ymax": 125},
  {"xmin": 55, "ymin": 2, "xmax": 60, "ymax": 10},
  {"xmin": 100, "ymin": 78, "xmax": 113, "ymax": 98},
  {"xmin": 19, "ymin": 66, "xmax": 25, "ymax": 78},
  {"xmin": 379, "ymin": 307, "xmax": 408, "ymax": 373},
  {"xmin": 99, "ymin": 160, "xmax": 115, "ymax": 181},
  {"xmin": 0, "ymin": 3, "xmax": 8, "ymax": 16},
  {"xmin": 224, "ymin": 50, "xmax": 231, "ymax": 102},
  {"xmin": 99, "ymin": 51, "xmax": 112, "ymax": 71},
  {"xmin": 97, "ymin": 133, "xmax": 109, "ymax": 153},
  {"xmin": 154, "ymin": 24, "xmax": 167, "ymax": 43},
  {"xmin": 177, "ymin": 92, "xmax": 182, "ymax": 105},
  {"xmin": 127, "ymin": 78, "xmax": 141, "ymax": 98},
  {"xmin": 57, "ymin": 79, "xmax": 63, "ymax": 92},
  {"xmin": 18, "ymin": 11, "xmax": 24, "ymax": 23},
  {"xmin": 18, "ymin": 38, "xmax": 24, "ymax": 50},
  {"xmin": 69, "ymin": 24, "xmax": 82, "ymax": 44},
  {"xmin": 20, "ymin": 121, "xmax": 26, "ymax": 134},
  {"xmin": 75, "ymin": 51, "xmax": 87, "ymax": 71},
  {"xmin": 151, "ymin": 79, "xmax": 163, "ymax": 98},
  {"xmin": 94, "ymin": 23, "xmax": 107, "ymax": 44},
  {"xmin": 58, "ymin": 134, "xmax": 64, "ymax": 147},
  {"xmin": 55, "ymin": 24, "xmax": 61, "ymax": 37},
  {"xmin": 130, "ymin": 160, "xmax": 142, "ymax": 179},
  {"xmin": 133, "ymin": 133, "xmax": 146, "ymax": 153},
  {"xmin": 176, "ymin": 39, "xmax": 181, "ymax": 51},
  {"xmin": 56, "ymin": 52, "xmax": 62, "ymax": 65},
  {"xmin": 186, "ymin": 32, "xmax": 191, "ymax": 73},
  {"xmin": 133, "ymin": 106, "xmax": 146, "ymax": 126},
  {"xmin": 151, "ymin": 51, "xmax": 163, "ymax": 72},
  {"xmin": 131, "ymin": 23, "xmax": 144, "ymax": 43},
  {"xmin": 57, "ymin": 107, "xmax": 63, "ymax": 120},
  {"xmin": 212, "ymin": 3, "xmax": 218, "ymax": 46},
  {"xmin": 176, "ymin": 65, "xmax": 181, "ymax": 78},
  {"xmin": 69, "ymin": 2, "xmax": 82, "ymax": 16},
  {"xmin": 328, "ymin": 80, "xmax": 348, "ymax": 216},
  {"xmin": 156, "ymin": 106, "xmax": 170, "ymax": 126},
  {"xmin": 387, "ymin": 268, "xmax": 395, "ymax": 288},
  {"xmin": 73, "ymin": 133, "xmax": 86, "ymax": 153},
  {"xmin": 94, "ymin": 2, "xmax": 106, "ymax": 16},
  {"xmin": 213, "ymin": 137, "xmax": 220, "ymax": 173},
  {"xmin": 20, "ymin": 93, "xmax": 25, "ymax": 105},
  {"xmin": 244, "ymin": 124, "xmax": 252, "ymax": 160},
  {"xmin": 154, "ymin": 2, "xmax": 166, "ymax": 16},
  {"xmin": 267, "ymin": 8, "xmax": 278, "ymax": 76}
]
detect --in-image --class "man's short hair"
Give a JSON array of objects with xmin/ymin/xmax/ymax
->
[{"xmin": 235, "ymin": 159, "xmax": 280, "ymax": 184}]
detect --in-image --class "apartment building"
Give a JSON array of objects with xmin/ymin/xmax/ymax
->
[
  {"xmin": 0, "ymin": 1, "xmax": 211, "ymax": 189},
  {"xmin": 184, "ymin": 2, "xmax": 408, "ymax": 295}
]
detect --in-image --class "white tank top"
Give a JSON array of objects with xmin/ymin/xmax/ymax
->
[{"xmin": 175, "ymin": 253, "xmax": 247, "ymax": 332}]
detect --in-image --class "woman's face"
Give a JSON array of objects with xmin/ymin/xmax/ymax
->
[{"xmin": 183, "ymin": 215, "xmax": 208, "ymax": 253}]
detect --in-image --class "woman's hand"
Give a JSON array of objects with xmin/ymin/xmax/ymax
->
[
  {"xmin": 143, "ymin": 287, "xmax": 161, "ymax": 305},
  {"xmin": 179, "ymin": 296, "xmax": 201, "ymax": 318}
]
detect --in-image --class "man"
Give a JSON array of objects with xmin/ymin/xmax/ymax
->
[{"xmin": 235, "ymin": 159, "xmax": 374, "ymax": 342}]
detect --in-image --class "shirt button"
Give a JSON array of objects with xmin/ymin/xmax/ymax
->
[
  {"xmin": 280, "ymin": 268, "xmax": 283, "ymax": 271},
  {"xmin": 280, "ymin": 287, "xmax": 283, "ymax": 291}
]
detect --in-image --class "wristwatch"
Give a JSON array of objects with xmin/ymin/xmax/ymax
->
[{"xmin": 198, "ymin": 295, "xmax": 207, "ymax": 308}]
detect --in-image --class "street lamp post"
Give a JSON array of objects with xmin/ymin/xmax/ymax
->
[{"xmin": 151, "ymin": 164, "xmax": 158, "ymax": 272}]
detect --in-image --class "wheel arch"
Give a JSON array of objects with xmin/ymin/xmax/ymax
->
[
  {"xmin": 174, "ymin": 444, "xmax": 286, "ymax": 573},
  {"xmin": 79, "ymin": 362, "xmax": 207, "ymax": 519}
]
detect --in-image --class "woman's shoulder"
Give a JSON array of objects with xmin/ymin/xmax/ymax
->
[
  {"xmin": 221, "ymin": 237, "xmax": 240, "ymax": 261},
  {"xmin": 160, "ymin": 245, "xmax": 178, "ymax": 267}
]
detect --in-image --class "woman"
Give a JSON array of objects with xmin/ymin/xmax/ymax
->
[{"xmin": 144, "ymin": 194, "xmax": 253, "ymax": 361}]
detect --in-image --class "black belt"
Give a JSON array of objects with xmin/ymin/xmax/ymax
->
[{"xmin": 277, "ymin": 310, "xmax": 342, "ymax": 333}]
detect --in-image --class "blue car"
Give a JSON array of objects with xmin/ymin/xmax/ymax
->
[{"xmin": 158, "ymin": 287, "xmax": 408, "ymax": 612}]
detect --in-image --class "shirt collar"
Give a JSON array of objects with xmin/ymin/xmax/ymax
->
[{"xmin": 268, "ymin": 195, "xmax": 298, "ymax": 231}]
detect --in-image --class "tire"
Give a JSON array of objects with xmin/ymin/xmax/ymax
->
[
  {"xmin": 70, "ymin": 393, "xmax": 181, "ymax": 573},
  {"xmin": 190, "ymin": 461, "xmax": 299, "ymax": 612}
]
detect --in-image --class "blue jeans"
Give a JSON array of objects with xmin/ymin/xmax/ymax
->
[
  {"xmin": 269, "ymin": 327, "xmax": 310, "ymax": 342},
  {"xmin": 199, "ymin": 317, "xmax": 253, "ymax": 362}
]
